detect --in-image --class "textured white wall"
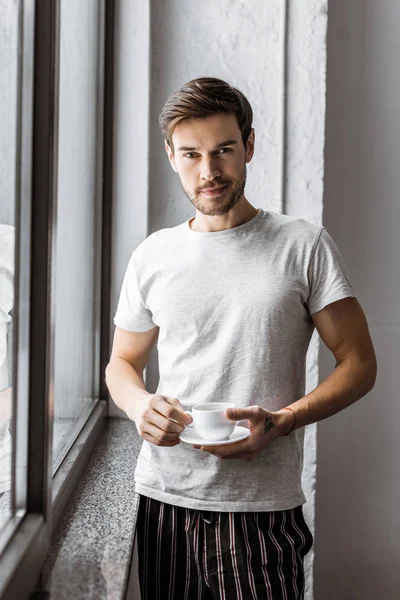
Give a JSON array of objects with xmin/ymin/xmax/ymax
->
[
  {"xmin": 148, "ymin": 0, "xmax": 281, "ymax": 233},
  {"xmin": 112, "ymin": 2, "xmax": 328, "ymax": 597},
  {"xmin": 284, "ymin": 2, "xmax": 328, "ymax": 593},
  {"xmin": 315, "ymin": 2, "xmax": 400, "ymax": 598},
  {"xmin": 110, "ymin": 0, "xmax": 150, "ymax": 414}
]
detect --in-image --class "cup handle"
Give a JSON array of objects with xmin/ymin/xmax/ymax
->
[{"xmin": 184, "ymin": 410, "xmax": 194, "ymax": 428}]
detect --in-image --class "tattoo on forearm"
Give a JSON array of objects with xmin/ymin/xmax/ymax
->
[{"xmin": 264, "ymin": 414, "xmax": 275, "ymax": 434}]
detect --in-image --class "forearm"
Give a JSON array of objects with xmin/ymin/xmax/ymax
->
[
  {"xmin": 281, "ymin": 357, "xmax": 377, "ymax": 431},
  {"xmin": 105, "ymin": 358, "xmax": 151, "ymax": 420}
]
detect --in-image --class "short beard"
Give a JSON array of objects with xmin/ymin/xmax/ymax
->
[{"xmin": 182, "ymin": 164, "xmax": 247, "ymax": 217}]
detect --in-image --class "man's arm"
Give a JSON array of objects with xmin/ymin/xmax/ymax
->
[
  {"xmin": 105, "ymin": 326, "xmax": 192, "ymax": 445},
  {"xmin": 282, "ymin": 296, "xmax": 377, "ymax": 432},
  {"xmin": 195, "ymin": 296, "xmax": 377, "ymax": 459},
  {"xmin": 105, "ymin": 325, "xmax": 160, "ymax": 419},
  {"xmin": 196, "ymin": 297, "xmax": 377, "ymax": 459}
]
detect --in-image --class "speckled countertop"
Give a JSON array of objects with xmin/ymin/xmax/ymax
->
[{"xmin": 36, "ymin": 418, "xmax": 142, "ymax": 600}]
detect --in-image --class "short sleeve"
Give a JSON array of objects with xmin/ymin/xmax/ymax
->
[
  {"xmin": 307, "ymin": 227, "xmax": 356, "ymax": 316},
  {"xmin": 113, "ymin": 254, "xmax": 156, "ymax": 332}
]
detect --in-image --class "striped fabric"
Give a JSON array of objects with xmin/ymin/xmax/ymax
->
[{"xmin": 136, "ymin": 495, "xmax": 313, "ymax": 600}]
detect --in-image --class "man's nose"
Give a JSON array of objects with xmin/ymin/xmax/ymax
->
[{"xmin": 200, "ymin": 157, "xmax": 221, "ymax": 182}]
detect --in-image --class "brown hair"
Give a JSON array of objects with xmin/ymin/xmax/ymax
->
[{"xmin": 159, "ymin": 77, "xmax": 253, "ymax": 153}]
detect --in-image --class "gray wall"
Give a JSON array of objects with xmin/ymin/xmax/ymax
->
[{"xmin": 315, "ymin": 2, "xmax": 400, "ymax": 598}]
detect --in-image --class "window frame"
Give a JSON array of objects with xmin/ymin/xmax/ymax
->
[{"xmin": 0, "ymin": 0, "xmax": 115, "ymax": 597}]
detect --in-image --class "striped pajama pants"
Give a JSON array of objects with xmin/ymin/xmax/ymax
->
[{"xmin": 136, "ymin": 495, "xmax": 313, "ymax": 600}]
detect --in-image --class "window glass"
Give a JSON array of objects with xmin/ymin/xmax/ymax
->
[
  {"xmin": 0, "ymin": 0, "xmax": 19, "ymax": 531},
  {"xmin": 52, "ymin": 0, "xmax": 102, "ymax": 471}
]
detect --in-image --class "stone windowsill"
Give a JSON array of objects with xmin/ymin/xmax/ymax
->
[{"xmin": 37, "ymin": 418, "xmax": 142, "ymax": 599}]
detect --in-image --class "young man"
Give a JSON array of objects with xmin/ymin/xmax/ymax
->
[{"xmin": 106, "ymin": 77, "xmax": 377, "ymax": 599}]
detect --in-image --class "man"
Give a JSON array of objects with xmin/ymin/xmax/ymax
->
[{"xmin": 106, "ymin": 77, "xmax": 377, "ymax": 599}]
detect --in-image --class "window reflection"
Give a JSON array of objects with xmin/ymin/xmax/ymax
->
[
  {"xmin": 0, "ymin": 225, "xmax": 14, "ymax": 502},
  {"xmin": 0, "ymin": 0, "xmax": 19, "ymax": 531}
]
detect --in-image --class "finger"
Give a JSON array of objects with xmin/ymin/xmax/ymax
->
[
  {"xmin": 200, "ymin": 443, "xmax": 255, "ymax": 459},
  {"xmin": 225, "ymin": 407, "xmax": 259, "ymax": 422},
  {"xmin": 153, "ymin": 396, "xmax": 193, "ymax": 425},
  {"xmin": 142, "ymin": 431, "xmax": 181, "ymax": 447},
  {"xmin": 150, "ymin": 410, "xmax": 185, "ymax": 434},
  {"xmin": 200, "ymin": 439, "xmax": 252, "ymax": 455},
  {"xmin": 139, "ymin": 404, "xmax": 183, "ymax": 434},
  {"xmin": 145, "ymin": 422, "xmax": 182, "ymax": 443},
  {"xmin": 199, "ymin": 446, "xmax": 241, "ymax": 458}
]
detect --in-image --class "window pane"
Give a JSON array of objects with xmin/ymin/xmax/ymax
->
[
  {"xmin": 0, "ymin": 0, "xmax": 19, "ymax": 531},
  {"xmin": 52, "ymin": 0, "xmax": 102, "ymax": 472}
]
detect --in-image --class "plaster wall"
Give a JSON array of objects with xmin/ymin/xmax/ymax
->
[{"xmin": 315, "ymin": 2, "xmax": 400, "ymax": 598}]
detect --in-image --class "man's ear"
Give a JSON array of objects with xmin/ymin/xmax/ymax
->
[
  {"xmin": 245, "ymin": 128, "xmax": 255, "ymax": 163},
  {"xmin": 165, "ymin": 140, "xmax": 178, "ymax": 173}
]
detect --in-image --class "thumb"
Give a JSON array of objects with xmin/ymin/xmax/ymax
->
[{"xmin": 226, "ymin": 407, "xmax": 250, "ymax": 421}]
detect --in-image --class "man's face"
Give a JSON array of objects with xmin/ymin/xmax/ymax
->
[{"xmin": 165, "ymin": 113, "xmax": 255, "ymax": 217}]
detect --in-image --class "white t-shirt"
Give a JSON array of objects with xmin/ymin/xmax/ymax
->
[{"xmin": 114, "ymin": 209, "xmax": 355, "ymax": 511}]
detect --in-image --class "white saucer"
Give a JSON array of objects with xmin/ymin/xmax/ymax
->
[{"xmin": 179, "ymin": 425, "xmax": 250, "ymax": 446}]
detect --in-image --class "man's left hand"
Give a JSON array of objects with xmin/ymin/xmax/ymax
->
[{"xmin": 192, "ymin": 405, "xmax": 295, "ymax": 461}]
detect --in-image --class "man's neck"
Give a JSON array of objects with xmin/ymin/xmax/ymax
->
[{"xmin": 189, "ymin": 203, "xmax": 259, "ymax": 233}]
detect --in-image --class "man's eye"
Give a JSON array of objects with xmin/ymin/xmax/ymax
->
[{"xmin": 184, "ymin": 149, "xmax": 231, "ymax": 158}]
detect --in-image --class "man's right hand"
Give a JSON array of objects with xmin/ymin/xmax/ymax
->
[{"xmin": 131, "ymin": 394, "xmax": 193, "ymax": 447}]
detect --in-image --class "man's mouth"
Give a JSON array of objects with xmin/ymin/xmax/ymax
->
[{"xmin": 200, "ymin": 184, "xmax": 228, "ymax": 197}]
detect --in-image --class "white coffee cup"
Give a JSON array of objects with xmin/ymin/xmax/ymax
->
[{"xmin": 184, "ymin": 402, "xmax": 236, "ymax": 442}]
